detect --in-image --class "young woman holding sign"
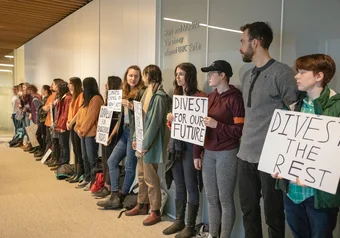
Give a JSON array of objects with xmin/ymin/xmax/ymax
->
[
  {"xmin": 163, "ymin": 62, "xmax": 206, "ymax": 238},
  {"xmin": 75, "ymin": 77, "xmax": 104, "ymax": 190},
  {"xmin": 97, "ymin": 66, "xmax": 145, "ymax": 208},
  {"xmin": 92, "ymin": 76, "xmax": 122, "ymax": 197},
  {"xmin": 196, "ymin": 60, "xmax": 245, "ymax": 238},
  {"xmin": 125, "ymin": 65, "xmax": 169, "ymax": 226},
  {"xmin": 274, "ymin": 54, "xmax": 340, "ymax": 238}
]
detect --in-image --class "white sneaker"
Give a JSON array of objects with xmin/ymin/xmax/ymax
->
[
  {"xmin": 83, "ymin": 183, "xmax": 91, "ymax": 191},
  {"xmin": 75, "ymin": 180, "xmax": 88, "ymax": 189}
]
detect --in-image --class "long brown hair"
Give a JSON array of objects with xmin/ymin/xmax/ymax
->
[
  {"xmin": 69, "ymin": 77, "xmax": 82, "ymax": 107},
  {"xmin": 143, "ymin": 65, "xmax": 163, "ymax": 93},
  {"xmin": 122, "ymin": 65, "xmax": 144, "ymax": 100},
  {"xmin": 174, "ymin": 62, "xmax": 199, "ymax": 96}
]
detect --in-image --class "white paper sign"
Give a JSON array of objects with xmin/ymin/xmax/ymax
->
[
  {"xmin": 41, "ymin": 149, "xmax": 52, "ymax": 164},
  {"xmin": 171, "ymin": 95, "xmax": 208, "ymax": 146},
  {"xmin": 133, "ymin": 101, "xmax": 143, "ymax": 153},
  {"xmin": 258, "ymin": 109, "xmax": 340, "ymax": 194},
  {"xmin": 108, "ymin": 90, "xmax": 122, "ymax": 112},
  {"xmin": 26, "ymin": 124, "xmax": 39, "ymax": 147},
  {"xmin": 96, "ymin": 106, "xmax": 114, "ymax": 145}
]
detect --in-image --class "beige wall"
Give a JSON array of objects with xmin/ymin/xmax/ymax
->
[
  {"xmin": 14, "ymin": 46, "xmax": 25, "ymax": 85},
  {"xmin": 0, "ymin": 71, "xmax": 14, "ymax": 131}
]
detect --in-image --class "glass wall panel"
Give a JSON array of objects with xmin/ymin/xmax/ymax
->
[
  {"xmin": 282, "ymin": 0, "xmax": 340, "ymax": 92},
  {"xmin": 161, "ymin": 0, "xmax": 208, "ymax": 93}
]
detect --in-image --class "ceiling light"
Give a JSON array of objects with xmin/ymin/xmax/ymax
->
[
  {"xmin": 0, "ymin": 69, "xmax": 12, "ymax": 72},
  {"xmin": 199, "ymin": 23, "xmax": 242, "ymax": 33},
  {"xmin": 5, "ymin": 55, "xmax": 14, "ymax": 59},
  {"xmin": 163, "ymin": 17, "xmax": 242, "ymax": 34},
  {"xmin": 163, "ymin": 18, "xmax": 192, "ymax": 24},
  {"xmin": 0, "ymin": 63, "xmax": 14, "ymax": 67}
]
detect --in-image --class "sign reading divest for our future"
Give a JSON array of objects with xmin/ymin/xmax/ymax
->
[
  {"xmin": 133, "ymin": 101, "xmax": 143, "ymax": 153},
  {"xmin": 258, "ymin": 109, "xmax": 340, "ymax": 194},
  {"xmin": 171, "ymin": 95, "xmax": 208, "ymax": 146},
  {"xmin": 96, "ymin": 106, "xmax": 114, "ymax": 146},
  {"xmin": 108, "ymin": 90, "xmax": 122, "ymax": 112}
]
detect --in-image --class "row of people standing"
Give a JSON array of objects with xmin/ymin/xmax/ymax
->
[{"xmin": 10, "ymin": 20, "xmax": 340, "ymax": 238}]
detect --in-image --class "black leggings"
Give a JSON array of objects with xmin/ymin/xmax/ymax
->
[
  {"xmin": 171, "ymin": 142, "xmax": 199, "ymax": 205},
  {"xmin": 36, "ymin": 122, "xmax": 46, "ymax": 151},
  {"xmin": 70, "ymin": 127, "xmax": 83, "ymax": 166}
]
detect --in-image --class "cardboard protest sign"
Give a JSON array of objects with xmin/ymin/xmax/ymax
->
[
  {"xmin": 133, "ymin": 101, "xmax": 143, "ymax": 153},
  {"xmin": 171, "ymin": 95, "xmax": 208, "ymax": 146},
  {"xmin": 258, "ymin": 109, "xmax": 340, "ymax": 194},
  {"xmin": 108, "ymin": 90, "xmax": 122, "ymax": 112},
  {"xmin": 26, "ymin": 124, "xmax": 39, "ymax": 147},
  {"xmin": 96, "ymin": 106, "xmax": 114, "ymax": 145}
]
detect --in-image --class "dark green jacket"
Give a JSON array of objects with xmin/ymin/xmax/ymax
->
[
  {"xmin": 133, "ymin": 85, "xmax": 169, "ymax": 164},
  {"xmin": 278, "ymin": 86, "xmax": 340, "ymax": 208}
]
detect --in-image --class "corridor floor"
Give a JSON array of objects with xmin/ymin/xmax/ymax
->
[{"xmin": 0, "ymin": 141, "xmax": 173, "ymax": 238}]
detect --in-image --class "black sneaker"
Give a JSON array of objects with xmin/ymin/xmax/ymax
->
[{"xmin": 34, "ymin": 151, "xmax": 44, "ymax": 158}]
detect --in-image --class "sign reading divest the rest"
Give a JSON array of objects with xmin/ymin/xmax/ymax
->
[
  {"xmin": 96, "ymin": 106, "xmax": 114, "ymax": 146},
  {"xmin": 171, "ymin": 95, "xmax": 208, "ymax": 146},
  {"xmin": 258, "ymin": 109, "xmax": 340, "ymax": 194},
  {"xmin": 108, "ymin": 90, "xmax": 122, "ymax": 112}
]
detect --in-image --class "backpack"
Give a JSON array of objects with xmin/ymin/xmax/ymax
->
[
  {"xmin": 90, "ymin": 172, "xmax": 104, "ymax": 193},
  {"xmin": 117, "ymin": 187, "xmax": 169, "ymax": 218},
  {"xmin": 55, "ymin": 164, "xmax": 74, "ymax": 180},
  {"xmin": 90, "ymin": 157, "xmax": 103, "ymax": 184},
  {"xmin": 117, "ymin": 184, "xmax": 139, "ymax": 218}
]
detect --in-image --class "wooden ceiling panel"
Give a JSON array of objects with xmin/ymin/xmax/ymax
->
[{"xmin": 0, "ymin": 0, "xmax": 92, "ymax": 62}]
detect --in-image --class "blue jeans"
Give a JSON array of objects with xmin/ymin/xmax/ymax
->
[
  {"xmin": 284, "ymin": 195, "xmax": 339, "ymax": 238},
  {"xmin": 107, "ymin": 127, "xmax": 137, "ymax": 195},
  {"xmin": 171, "ymin": 142, "xmax": 199, "ymax": 205},
  {"xmin": 22, "ymin": 115, "xmax": 31, "ymax": 140},
  {"xmin": 11, "ymin": 113, "xmax": 19, "ymax": 135},
  {"xmin": 81, "ymin": 136, "xmax": 99, "ymax": 182}
]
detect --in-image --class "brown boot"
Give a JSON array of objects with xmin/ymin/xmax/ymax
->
[
  {"xmin": 143, "ymin": 210, "xmax": 161, "ymax": 226},
  {"xmin": 125, "ymin": 203, "xmax": 149, "ymax": 216}
]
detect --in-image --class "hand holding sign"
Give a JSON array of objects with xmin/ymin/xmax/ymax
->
[
  {"xmin": 204, "ymin": 116, "xmax": 217, "ymax": 128},
  {"xmin": 122, "ymin": 99, "xmax": 133, "ymax": 110}
]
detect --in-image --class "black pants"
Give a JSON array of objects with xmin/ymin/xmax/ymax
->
[
  {"xmin": 70, "ymin": 127, "xmax": 83, "ymax": 167},
  {"xmin": 171, "ymin": 142, "xmax": 199, "ymax": 205},
  {"xmin": 36, "ymin": 122, "xmax": 46, "ymax": 151},
  {"xmin": 52, "ymin": 135, "xmax": 60, "ymax": 161},
  {"xmin": 101, "ymin": 135, "xmax": 116, "ymax": 185},
  {"xmin": 58, "ymin": 130, "xmax": 70, "ymax": 165},
  {"xmin": 45, "ymin": 126, "xmax": 52, "ymax": 153},
  {"xmin": 238, "ymin": 159, "xmax": 285, "ymax": 238}
]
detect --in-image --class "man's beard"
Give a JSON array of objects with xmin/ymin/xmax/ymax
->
[{"xmin": 242, "ymin": 46, "xmax": 254, "ymax": 63}]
